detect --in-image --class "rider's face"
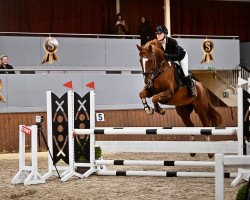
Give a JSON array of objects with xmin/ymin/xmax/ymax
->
[
  {"xmin": 1, "ymin": 57, "xmax": 8, "ymax": 65},
  {"xmin": 156, "ymin": 32, "xmax": 165, "ymax": 41}
]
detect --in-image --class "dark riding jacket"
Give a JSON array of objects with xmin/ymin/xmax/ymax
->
[
  {"xmin": 163, "ymin": 37, "xmax": 186, "ymax": 62},
  {"xmin": 0, "ymin": 64, "xmax": 15, "ymax": 74}
]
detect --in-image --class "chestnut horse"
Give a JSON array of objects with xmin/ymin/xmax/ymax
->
[
  {"xmin": 137, "ymin": 40, "xmax": 222, "ymax": 157},
  {"xmin": 137, "ymin": 39, "xmax": 222, "ymax": 126}
]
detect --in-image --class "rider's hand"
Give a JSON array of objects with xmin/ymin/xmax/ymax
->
[{"xmin": 163, "ymin": 53, "xmax": 169, "ymax": 60}]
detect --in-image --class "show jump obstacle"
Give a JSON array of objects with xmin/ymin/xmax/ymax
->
[
  {"xmin": 11, "ymin": 125, "xmax": 45, "ymax": 185},
  {"xmin": 31, "ymin": 85, "xmax": 247, "ymax": 183},
  {"xmin": 12, "ymin": 83, "xmax": 250, "ymax": 199},
  {"xmin": 63, "ymin": 87, "xmax": 248, "ymax": 182},
  {"xmin": 215, "ymin": 87, "xmax": 250, "ymax": 200}
]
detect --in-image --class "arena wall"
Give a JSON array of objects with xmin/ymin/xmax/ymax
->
[
  {"xmin": 0, "ymin": 36, "xmax": 240, "ymax": 70},
  {"xmin": 0, "ymin": 107, "xmax": 237, "ymax": 153}
]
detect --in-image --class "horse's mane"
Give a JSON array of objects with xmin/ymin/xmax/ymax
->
[
  {"xmin": 143, "ymin": 39, "xmax": 165, "ymax": 58},
  {"xmin": 144, "ymin": 39, "xmax": 163, "ymax": 49}
]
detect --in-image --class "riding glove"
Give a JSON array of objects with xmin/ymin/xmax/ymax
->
[{"xmin": 163, "ymin": 53, "xmax": 170, "ymax": 60}]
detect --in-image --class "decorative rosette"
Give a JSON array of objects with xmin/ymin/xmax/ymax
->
[
  {"xmin": 42, "ymin": 36, "xmax": 59, "ymax": 64},
  {"xmin": 0, "ymin": 79, "xmax": 5, "ymax": 102},
  {"xmin": 201, "ymin": 39, "xmax": 214, "ymax": 64}
]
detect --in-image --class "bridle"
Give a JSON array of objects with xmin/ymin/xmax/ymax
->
[{"xmin": 140, "ymin": 50, "xmax": 167, "ymax": 88}]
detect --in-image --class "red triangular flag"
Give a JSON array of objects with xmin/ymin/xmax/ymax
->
[
  {"xmin": 63, "ymin": 81, "xmax": 73, "ymax": 89},
  {"xmin": 86, "ymin": 81, "xmax": 95, "ymax": 90}
]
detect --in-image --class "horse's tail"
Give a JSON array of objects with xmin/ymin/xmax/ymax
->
[
  {"xmin": 201, "ymin": 83, "xmax": 223, "ymax": 126},
  {"xmin": 208, "ymin": 101, "xmax": 222, "ymax": 126}
]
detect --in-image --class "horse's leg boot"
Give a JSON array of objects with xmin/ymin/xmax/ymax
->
[
  {"xmin": 142, "ymin": 99, "xmax": 154, "ymax": 115},
  {"xmin": 185, "ymin": 75, "xmax": 197, "ymax": 97},
  {"xmin": 154, "ymin": 103, "xmax": 165, "ymax": 115}
]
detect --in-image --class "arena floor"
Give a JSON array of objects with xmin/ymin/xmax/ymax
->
[{"xmin": 0, "ymin": 152, "xmax": 243, "ymax": 200}]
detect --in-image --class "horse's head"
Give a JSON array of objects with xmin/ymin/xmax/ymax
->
[
  {"xmin": 137, "ymin": 40, "xmax": 167, "ymax": 87},
  {"xmin": 137, "ymin": 40, "xmax": 165, "ymax": 74}
]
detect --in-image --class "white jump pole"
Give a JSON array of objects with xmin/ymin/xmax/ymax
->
[
  {"xmin": 61, "ymin": 90, "xmax": 96, "ymax": 182},
  {"xmin": 237, "ymin": 88, "xmax": 244, "ymax": 156},
  {"xmin": 215, "ymin": 154, "xmax": 250, "ymax": 200},
  {"xmin": 11, "ymin": 125, "xmax": 45, "ymax": 185},
  {"xmin": 248, "ymin": 77, "xmax": 250, "ymax": 93},
  {"xmin": 74, "ymin": 127, "xmax": 237, "ymax": 135},
  {"xmin": 95, "ymin": 159, "xmax": 215, "ymax": 167},
  {"xmin": 94, "ymin": 141, "xmax": 238, "ymax": 154},
  {"xmin": 97, "ymin": 170, "xmax": 237, "ymax": 178}
]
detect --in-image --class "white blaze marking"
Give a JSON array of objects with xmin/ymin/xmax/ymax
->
[{"xmin": 142, "ymin": 58, "xmax": 148, "ymax": 72}]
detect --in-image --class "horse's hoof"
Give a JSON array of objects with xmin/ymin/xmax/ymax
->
[
  {"xmin": 208, "ymin": 153, "xmax": 214, "ymax": 159},
  {"xmin": 190, "ymin": 153, "xmax": 196, "ymax": 157},
  {"xmin": 155, "ymin": 109, "xmax": 165, "ymax": 115},
  {"xmin": 145, "ymin": 108, "xmax": 154, "ymax": 115},
  {"xmin": 158, "ymin": 109, "xmax": 165, "ymax": 115},
  {"xmin": 148, "ymin": 110, "xmax": 154, "ymax": 115},
  {"xmin": 154, "ymin": 106, "xmax": 165, "ymax": 115}
]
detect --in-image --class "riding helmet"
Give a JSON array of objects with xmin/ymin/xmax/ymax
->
[{"xmin": 155, "ymin": 25, "xmax": 168, "ymax": 35}]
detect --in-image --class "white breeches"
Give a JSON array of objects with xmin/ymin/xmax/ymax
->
[{"xmin": 179, "ymin": 52, "xmax": 189, "ymax": 77}]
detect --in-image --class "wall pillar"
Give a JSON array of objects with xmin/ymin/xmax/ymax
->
[
  {"xmin": 116, "ymin": 0, "xmax": 120, "ymax": 14},
  {"xmin": 164, "ymin": 0, "xmax": 171, "ymax": 35}
]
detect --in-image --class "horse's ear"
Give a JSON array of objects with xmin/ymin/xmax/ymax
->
[{"xmin": 136, "ymin": 44, "xmax": 142, "ymax": 51}]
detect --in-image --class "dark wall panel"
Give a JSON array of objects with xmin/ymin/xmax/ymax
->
[
  {"xmin": 120, "ymin": 0, "xmax": 164, "ymax": 35},
  {"xmin": 0, "ymin": 0, "xmax": 250, "ymax": 42},
  {"xmin": 170, "ymin": 0, "xmax": 250, "ymax": 42},
  {"xmin": 0, "ymin": 0, "xmax": 116, "ymax": 34},
  {"xmin": 0, "ymin": 0, "xmax": 164, "ymax": 35}
]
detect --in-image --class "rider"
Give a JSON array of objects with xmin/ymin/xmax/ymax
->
[{"xmin": 155, "ymin": 25, "xmax": 196, "ymax": 97}]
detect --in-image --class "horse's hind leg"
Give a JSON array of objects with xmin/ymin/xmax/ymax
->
[
  {"xmin": 176, "ymin": 105, "xmax": 196, "ymax": 157},
  {"xmin": 176, "ymin": 105, "xmax": 194, "ymax": 127},
  {"xmin": 195, "ymin": 107, "xmax": 214, "ymax": 158}
]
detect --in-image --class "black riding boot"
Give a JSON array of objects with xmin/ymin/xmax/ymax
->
[{"xmin": 185, "ymin": 75, "xmax": 196, "ymax": 97}]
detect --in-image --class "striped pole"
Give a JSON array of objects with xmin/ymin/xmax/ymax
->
[
  {"xmin": 74, "ymin": 127, "xmax": 237, "ymax": 136},
  {"xmin": 97, "ymin": 170, "xmax": 237, "ymax": 178},
  {"xmin": 96, "ymin": 159, "xmax": 215, "ymax": 167}
]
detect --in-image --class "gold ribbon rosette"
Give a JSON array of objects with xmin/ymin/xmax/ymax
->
[
  {"xmin": 0, "ymin": 79, "xmax": 6, "ymax": 102},
  {"xmin": 42, "ymin": 36, "xmax": 59, "ymax": 64},
  {"xmin": 201, "ymin": 39, "xmax": 215, "ymax": 64}
]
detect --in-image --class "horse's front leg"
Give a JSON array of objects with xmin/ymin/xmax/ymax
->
[
  {"xmin": 139, "ymin": 87, "xmax": 154, "ymax": 115},
  {"xmin": 152, "ymin": 90, "xmax": 174, "ymax": 115},
  {"xmin": 154, "ymin": 103, "xmax": 165, "ymax": 115}
]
